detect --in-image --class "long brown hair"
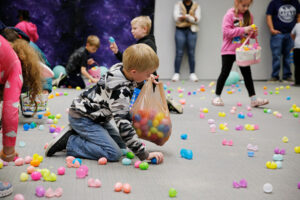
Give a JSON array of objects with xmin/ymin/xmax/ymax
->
[
  {"xmin": 11, "ymin": 39, "xmax": 42, "ymax": 103},
  {"xmin": 234, "ymin": 0, "xmax": 253, "ymax": 26},
  {"xmin": 2, "ymin": 28, "xmax": 43, "ymax": 104}
]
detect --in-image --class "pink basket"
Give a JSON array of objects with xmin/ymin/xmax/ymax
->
[
  {"xmin": 88, "ymin": 67, "xmax": 101, "ymax": 79},
  {"xmin": 236, "ymin": 34, "xmax": 261, "ymax": 67}
]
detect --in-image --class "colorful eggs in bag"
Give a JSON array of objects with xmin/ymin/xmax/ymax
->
[{"xmin": 132, "ymin": 109, "xmax": 172, "ymax": 146}]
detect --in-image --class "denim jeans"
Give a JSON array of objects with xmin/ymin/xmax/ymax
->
[
  {"xmin": 270, "ymin": 33, "xmax": 293, "ymax": 79},
  {"xmin": 174, "ymin": 28, "xmax": 197, "ymax": 73},
  {"xmin": 66, "ymin": 115, "xmax": 124, "ymax": 161}
]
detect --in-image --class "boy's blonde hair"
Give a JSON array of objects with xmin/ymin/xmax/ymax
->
[
  {"xmin": 87, "ymin": 35, "xmax": 100, "ymax": 48},
  {"xmin": 131, "ymin": 16, "xmax": 152, "ymax": 34},
  {"xmin": 123, "ymin": 44, "xmax": 159, "ymax": 72}
]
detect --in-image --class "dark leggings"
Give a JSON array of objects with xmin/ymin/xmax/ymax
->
[
  {"xmin": 59, "ymin": 73, "xmax": 86, "ymax": 89},
  {"xmin": 216, "ymin": 55, "xmax": 255, "ymax": 97},
  {"xmin": 293, "ymin": 48, "xmax": 300, "ymax": 85}
]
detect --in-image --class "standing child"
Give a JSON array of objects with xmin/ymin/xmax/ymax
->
[
  {"xmin": 110, "ymin": 16, "xmax": 156, "ymax": 61},
  {"xmin": 212, "ymin": 0, "xmax": 269, "ymax": 107},
  {"xmin": 53, "ymin": 35, "xmax": 100, "ymax": 89},
  {"xmin": 291, "ymin": 22, "xmax": 300, "ymax": 86},
  {"xmin": 110, "ymin": 16, "xmax": 183, "ymax": 114},
  {"xmin": 45, "ymin": 44, "xmax": 164, "ymax": 164}
]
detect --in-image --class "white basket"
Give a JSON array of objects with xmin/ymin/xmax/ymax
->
[
  {"xmin": 236, "ymin": 34, "xmax": 261, "ymax": 67},
  {"xmin": 20, "ymin": 93, "xmax": 48, "ymax": 116}
]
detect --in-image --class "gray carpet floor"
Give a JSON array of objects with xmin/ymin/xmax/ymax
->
[{"xmin": 0, "ymin": 80, "xmax": 300, "ymax": 200}]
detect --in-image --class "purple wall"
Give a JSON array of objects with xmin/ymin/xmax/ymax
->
[{"xmin": 0, "ymin": 0, "xmax": 155, "ymax": 68}]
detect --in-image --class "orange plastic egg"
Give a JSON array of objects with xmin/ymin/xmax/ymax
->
[
  {"xmin": 123, "ymin": 183, "xmax": 131, "ymax": 193},
  {"xmin": 30, "ymin": 159, "xmax": 40, "ymax": 167},
  {"xmin": 114, "ymin": 182, "xmax": 123, "ymax": 192}
]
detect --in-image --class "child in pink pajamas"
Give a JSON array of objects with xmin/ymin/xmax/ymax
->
[{"xmin": 0, "ymin": 35, "xmax": 22, "ymax": 160}]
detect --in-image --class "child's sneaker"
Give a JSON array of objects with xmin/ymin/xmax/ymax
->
[
  {"xmin": 171, "ymin": 73, "xmax": 180, "ymax": 82},
  {"xmin": 212, "ymin": 97, "xmax": 224, "ymax": 106},
  {"xmin": 45, "ymin": 125, "xmax": 75, "ymax": 157},
  {"xmin": 189, "ymin": 73, "xmax": 199, "ymax": 82},
  {"xmin": 52, "ymin": 73, "xmax": 66, "ymax": 87},
  {"xmin": 251, "ymin": 98, "xmax": 269, "ymax": 107},
  {"xmin": 0, "ymin": 181, "xmax": 13, "ymax": 197}
]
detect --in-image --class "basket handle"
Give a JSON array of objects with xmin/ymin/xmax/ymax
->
[{"xmin": 240, "ymin": 32, "xmax": 258, "ymax": 49}]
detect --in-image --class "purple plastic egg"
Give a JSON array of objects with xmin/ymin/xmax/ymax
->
[
  {"xmin": 35, "ymin": 186, "xmax": 45, "ymax": 197},
  {"xmin": 280, "ymin": 149, "xmax": 286, "ymax": 155},
  {"xmin": 49, "ymin": 127, "xmax": 56, "ymax": 133},
  {"xmin": 274, "ymin": 147, "xmax": 280, "ymax": 154}
]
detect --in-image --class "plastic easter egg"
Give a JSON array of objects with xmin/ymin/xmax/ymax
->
[
  {"xmin": 134, "ymin": 161, "xmax": 142, "ymax": 168},
  {"xmin": 294, "ymin": 146, "xmax": 300, "ymax": 153},
  {"xmin": 202, "ymin": 108, "xmax": 209, "ymax": 113},
  {"xmin": 139, "ymin": 162, "xmax": 149, "ymax": 170},
  {"xmin": 169, "ymin": 188, "xmax": 177, "ymax": 198},
  {"xmin": 0, "ymin": 161, "xmax": 3, "ymax": 169},
  {"xmin": 35, "ymin": 186, "xmax": 45, "ymax": 197},
  {"xmin": 275, "ymin": 161, "xmax": 282, "ymax": 169},
  {"xmin": 57, "ymin": 167, "xmax": 65, "ymax": 175},
  {"xmin": 263, "ymin": 183, "xmax": 273, "ymax": 193},
  {"xmin": 180, "ymin": 133, "xmax": 188, "ymax": 140},
  {"xmin": 20, "ymin": 172, "xmax": 29, "ymax": 181},
  {"xmin": 76, "ymin": 168, "xmax": 86, "ymax": 178},
  {"xmin": 15, "ymin": 158, "xmax": 24, "ymax": 166},
  {"xmin": 48, "ymin": 173, "xmax": 57, "ymax": 182},
  {"xmin": 282, "ymin": 136, "xmax": 288, "ymax": 143},
  {"xmin": 23, "ymin": 123, "xmax": 30, "ymax": 131},
  {"xmin": 123, "ymin": 183, "xmax": 131, "ymax": 193},
  {"xmin": 30, "ymin": 159, "xmax": 40, "ymax": 167},
  {"xmin": 66, "ymin": 156, "xmax": 75, "ymax": 163},
  {"xmin": 27, "ymin": 166, "xmax": 35, "ymax": 174},
  {"xmin": 114, "ymin": 182, "xmax": 123, "ymax": 192},
  {"xmin": 80, "ymin": 165, "xmax": 89, "ymax": 175},
  {"xmin": 72, "ymin": 158, "xmax": 82, "ymax": 165},
  {"xmin": 199, "ymin": 113, "xmax": 205, "ymax": 119},
  {"xmin": 134, "ymin": 114, "xmax": 141, "ymax": 122},
  {"xmin": 248, "ymin": 151, "xmax": 254, "ymax": 157},
  {"xmin": 98, "ymin": 157, "xmax": 107, "ymax": 165},
  {"xmin": 122, "ymin": 158, "xmax": 132, "ymax": 165},
  {"xmin": 31, "ymin": 171, "xmax": 42, "ymax": 181},
  {"xmin": 126, "ymin": 152, "xmax": 135, "ymax": 159},
  {"xmin": 14, "ymin": 194, "xmax": 25, "ymax": 200}
]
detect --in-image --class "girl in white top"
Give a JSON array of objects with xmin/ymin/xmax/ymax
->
[{"xmin": 172, "ymin": 0, "xmax": 201, "ymax": 82}]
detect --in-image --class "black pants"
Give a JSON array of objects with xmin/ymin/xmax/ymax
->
[
  {"xmin": 59, "ymin": 73, "xmax": 86, "ymax": 89},
  {"xmin": 293, "ymin": 48, "xmax": 300, "ymax": 85},
  {"xmin": 216, "ymin": 55, "xmax": 255, "ymax": 97}
]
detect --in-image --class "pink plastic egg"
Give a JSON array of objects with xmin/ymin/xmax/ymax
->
[
  {"xmin": 14, "ymin": 194, "xmax": 25, "ymax": 200},
  {"xmin": 27, "ymin": 166, "xmax": 35, "ymax": 174},
  {"xmin": 24, "ymin": 156, "xmax": 32, "ymax": 164},
  {"xmin": 15, "ymin": 158, "xmax": 24, "ymax": 166},
  {"xmin": 66, "ymin": 156, "xmax": 75, "ymax": 163},
  {"xmin": 237, "ymin": 102, "xmax": 242, "ymax": 107},
  {"xmin": 134, "ymin": 161, "xmax": 141, "ymax": 168},
  {"xmin": 114, "ymin": 182, "xmax": 123, "ymax": 192},
  {"xmin": 123, "ymin": 183, "xmax": 131, "ymax": 193},
  {"xmin": 98, "ymin": 157, "xmax": 107, "ymax": 165},
  {"xmin": 80, "ymin": 165, "xmax": 89, "ymax": 175},
  {"xmin": 31, "ymin": 171, "xmax": 42, "ymax": 181},
  {"xmin": 57, "ymin": 167, "xmax": 65, "ymax": 175},
  {"xmin": 76, "ymin": 168, "xmax": 86, "ymax": 178},
  {"xmin": 199, "ymin": 113, "xmax": 205, "ymax": 119}
]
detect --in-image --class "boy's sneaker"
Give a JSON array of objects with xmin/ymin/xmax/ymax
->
[
  {"xmin": 167, "ymin": 97, "xmax": 183, "ymax": 114},
  {"xmin": 0, "ymin": 181, "xmax": 13, "ymax": 198},
  {"xmin": 189, "ymin": 73, "xmax": 199, "ymax": 82},
  {"xmin": 251, "ymin": 98, "xmax": 269, "ymax": 107},
  {"xmin": 268, "ymin": 77, "xmax": 279, "ymax": 82},
  {"xmin": 212, "ymin": 97, "xmax": 224, "ymax": 106},
  {"xmin": 52, "ymin": 73, "xmax": 66, "ymax": 87},
  {"xmin": 171, "ymin": 73, "xmax": 180, "ymax": 82},
  {"xmin": 45, "ymin": 125, "xmax": 75, "ymax": 157}
]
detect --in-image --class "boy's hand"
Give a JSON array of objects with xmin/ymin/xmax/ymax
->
[
  {"xmin": 90, "ymin": 78, "xmax": 99, "ymax": 83},
  {"xmin": 149, "ymin": 74, "xmax": 159, "ymax": 85},
  {"xmin": 110, "ymin": 42, "xmax": 119, "ymax": 54},
  {"xmin": 87, "ymin": 58, "xmax": 95, "ymax": 65},
  {"xmin": 147, "ymin": 152, "xmax": 164, "ymax": 164},
  {"xmin": 270, "ymin": 29, "xmax": 281, "ymax": 35}
]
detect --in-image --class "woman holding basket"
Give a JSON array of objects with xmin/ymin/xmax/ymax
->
[{"xmin": 212, "ymin": 0, "xmax": 269, "ymax": 107}]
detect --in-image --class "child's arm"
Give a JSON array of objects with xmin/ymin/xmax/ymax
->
[
  {"xmin": 223, "ymin": 12, "xmax": 246, "ymax": 38},
  {"xmin": 173, "ymin": 2, "xmax": 186, "ymax": 22},
  {"xmin": 81, "ymin": 66, "xmax": 98, "ymax": 83},
  {"xmin": 266, "ymin": 15, "xmax": 281, "ymax": 35},
  {"xmin": 110, "ymin": 88, "xmax": 149, "ymax": 161},
  {"xmin": 109, "ymin": 43, "xmax": 123, "ymax": 62}
]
